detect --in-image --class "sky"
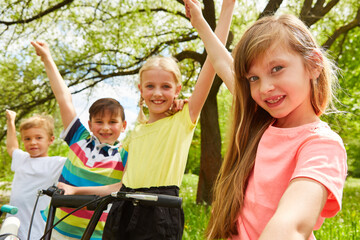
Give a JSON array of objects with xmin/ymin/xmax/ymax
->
[{"xmin": 71, "ymin": 80, "xmax": 139, "ymax": 140}]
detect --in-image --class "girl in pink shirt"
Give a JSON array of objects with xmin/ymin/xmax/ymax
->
[{"xmin": 185, "ymin": 1, "xmax": 347, "ymax": 239}]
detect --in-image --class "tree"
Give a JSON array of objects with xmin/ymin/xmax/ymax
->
[{"xmin": 1, "ymin": 0, "xmax": 360, "ymax": 204}]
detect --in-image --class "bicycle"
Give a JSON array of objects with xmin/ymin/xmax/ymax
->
[
  {"xmin": 40, "ymin": 185, "xmax": 183, "ymax": 240},
  {"xmin": 0, "ymin": 205, "xmax": 20, "ymax": 240}
]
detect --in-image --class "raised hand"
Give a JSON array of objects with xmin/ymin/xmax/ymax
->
[
  {"xmin": 184, "ymin": 0, "xmax": 204, "ymax": 28},
  {"xmin": 5, "ymin": 109, "xmax": 16, "ymax": 123},
  {"xmin": 30, "ymin": 41, "xmax": 52, "ymax": 62}
]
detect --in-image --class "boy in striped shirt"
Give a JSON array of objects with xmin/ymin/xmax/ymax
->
[{"xmin": 32, "ymin": 41, "xmax": 127, "ymax": 240}]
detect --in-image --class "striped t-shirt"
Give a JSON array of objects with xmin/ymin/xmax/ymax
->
[{"xmin": 41, "ymin": 118, "xmax": 127, "ymax": 239}]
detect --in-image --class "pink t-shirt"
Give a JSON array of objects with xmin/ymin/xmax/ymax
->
[{"xmin": 233, "ymin": 121, "xmax": 347, "ymax": 240}]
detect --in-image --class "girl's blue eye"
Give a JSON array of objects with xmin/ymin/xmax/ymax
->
[
  {"xmin": 247, "ymin": 76, "xmax": 259, "ymax": 82},
  {"xmin": 272, "ymin": 66, "xmax": 283, "ymax": 73}
]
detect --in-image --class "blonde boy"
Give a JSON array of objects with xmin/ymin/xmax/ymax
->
[{"xmin": 5, "ymin": 110, "xmax": 66, "ymax": 240}]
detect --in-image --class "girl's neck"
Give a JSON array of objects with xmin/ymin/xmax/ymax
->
[
  {"xmin": 274, "ymin": 114, "xmax": 320, "ymax": 128},
  {"xmin": 147, "ymin": 112, "xmax": 168, "ymax": 124}
]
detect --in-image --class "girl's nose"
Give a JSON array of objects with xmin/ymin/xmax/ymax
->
[
  {"xmin": 260, "ymin": 78, "xmax": 275, "ymax": 94},
  {"xmin": 153, "ymin": 87, "xmax": 162, "ymax": 96}
]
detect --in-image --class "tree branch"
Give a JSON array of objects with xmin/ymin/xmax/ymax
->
[
  {"xmin": 322, "ymin": 7, "xmax": 360, "ymax": 49},
  {"xmin": 259, "ymin": 0, "xmax": 284, "ymax": 19},
  {"xmin": 300, "ymin": 0, "xmax": 340, "ymax": 26},
  {"xmin": 0, "ymin": 0, "xmax": 74, "ymax": 25}
]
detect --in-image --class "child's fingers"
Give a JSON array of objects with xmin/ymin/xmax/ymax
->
[
  {"xmin": 184, "ymin": 0, "xmax": 191, "ymax": 18},
  {"xmin": 5, "ymin": 109, "xmax": 16, "ymax": 120},
  {"xmin": 31, "ymin": 41, "xmax": 45, "ymax": 50},
  {"xmin": 184, "ymin": 0, "xmax": 202, "ymax": 20},
  {"xmin": 30, "ymin": 41, "xmax": 37, "ymax": 48},
  {"xmin": 30, "ymin": 41, "xmax": 41, "ymax": 52},
  {"xmin": 37, "ymin": 41, "xmax": 46, "ymax": 47}
]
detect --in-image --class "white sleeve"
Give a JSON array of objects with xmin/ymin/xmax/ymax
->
[{"xmin": 11, "ymin": 149, "xmax": 29, "ymax": 172}]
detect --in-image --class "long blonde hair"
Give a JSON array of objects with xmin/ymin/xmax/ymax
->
[
  {"xmin": 206, "ymin": 14, "xmax": 338, "ymax": 239},
  {"xmin": 137, "ymin": 56, "xmax": 182, "ymax": 123}
]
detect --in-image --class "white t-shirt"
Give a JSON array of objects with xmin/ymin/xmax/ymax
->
[{"xmin": 8, "ymin": 149, "xmax": 66, "ymax": 240}]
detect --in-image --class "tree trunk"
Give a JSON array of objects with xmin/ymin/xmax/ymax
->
[{"xmin": 196, "ymin": 76, "xmax": 223, "ymax": 204}]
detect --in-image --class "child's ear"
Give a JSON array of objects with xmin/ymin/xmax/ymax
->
[
  {"xmin": 138, "ymin": 83, "xmax": 142, "ymax": 93},
  {"xmin": 88, "ymin": 120, "xmax": 93, "ymax": 132},
  {"xmin": 175, "ymin": 85, "xmax": 182, "ymax": 98},
  {"xmin": 49, "ymin": 136, "xmax": 55, "ymax": 145},
  {"xmin": 310, "ymin": 49, "xmax": 323, "ymax": 79},
  {"xmin": 121, "ymin": 120, "xmax": 127, "ymax": 132}
]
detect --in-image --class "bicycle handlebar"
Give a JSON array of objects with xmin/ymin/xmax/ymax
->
[
  {"xmin": 47, "ymin": 190, "xmax": 182, "ymax": 209},
  {"xmin": 0, "ymin": 205, "xmax": 18, "ymax": 215},
  {"xmin": 112, "ymin": 191, "xmax": 182, "ymax": 208},
  {"xmin": 50, "ymin": 195, "xmax": 100, "ymax": 210},
  {"xmin": 42, "ymin": 187, "xmax": 182, "ymax": 240}
]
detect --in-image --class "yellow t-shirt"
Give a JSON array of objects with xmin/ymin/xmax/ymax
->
[{"xmin": 122, "ymin": 103, "xmax": 197, "ymax": 188}]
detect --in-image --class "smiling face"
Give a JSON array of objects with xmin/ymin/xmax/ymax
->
[
  {"xmin": 88, "ymin": 110, "xmax": 127, "ymax": 145},
  {"xmin": 139, "ymin": 68, "xmax": 181, "ymax": 123},
  {"xmin": 21, "ymin": 127, "xmax": 54, "ymax": 158},
  {"xmin": 246, "ymin": 45, "xmax": 319, "ymax": 128}
]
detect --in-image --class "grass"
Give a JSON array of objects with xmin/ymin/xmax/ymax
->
[
  {"xmin": 314, "ymin": 177, "xmax": 360, "ymax": 239},
  {"xmin": 180, "ymin": 174, "xmax": 211, "ymax": 240},
  {"xmin": 180, "ymin": 174, "xmax": 360, "ymax": 240}
]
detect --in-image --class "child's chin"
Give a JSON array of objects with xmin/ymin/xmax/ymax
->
[{"xmin": 101, "ymin": 139, "xmax": 115, "ymax": 145}]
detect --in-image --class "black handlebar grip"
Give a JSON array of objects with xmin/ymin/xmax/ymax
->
[
  {"xmin": 152, "ymin": 194, "xmax": 182, "ymax": 208},
  {"xmin": 51, "ymin": 195, "xmax": 100, "ymax": 210}
]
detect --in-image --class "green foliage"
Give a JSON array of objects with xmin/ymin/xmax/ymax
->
[
  {"xmin": 186, "ymin": 125, "xmax": 201, "ymax": 175},
  {"xmin": 323, "ymin": 16, "xmax": 360, "ymax": 177},
  {"xmin": 314, "ymin": 177, "xmax": 360, "ymax": 239},
  {"xmin": 186, "ymin": 85, "xmax": 232, "ymax": 174},
  {"xmin": 180, "ymin": 173, "xmax": 210, "ymax": 239},
  {"xmin": 217, "ymin": 85, "xmax": 233, "ymax": 156}
]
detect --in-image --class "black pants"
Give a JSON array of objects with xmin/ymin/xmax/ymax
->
[{"xmin": 102, "ymin": 185, "xmax": 184, "ymax": 240}]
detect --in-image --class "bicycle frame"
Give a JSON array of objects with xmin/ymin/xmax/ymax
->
[{"xmin": 42, "ymin": 193, "xmax": 99, "ymax": 240}]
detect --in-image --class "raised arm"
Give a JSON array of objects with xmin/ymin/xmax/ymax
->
[
  {"xmin": 259, "ymin": 178, "xmax": 328, "ymax": 239},
  {"xmin": 186, "ymin": 0, "xmax": 235, "ymax": 122},
  {"xmin": 31, "ymin": 41, "xmax": 76, "ymax": 129},
  {"xmin": 5, "ymin": 110, "xmax": 19, "ymax": 157}
]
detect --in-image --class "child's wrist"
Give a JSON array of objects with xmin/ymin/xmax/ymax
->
[{"xmin": 41, "ymin": 54, "xmax": 53, "ymax": 63}]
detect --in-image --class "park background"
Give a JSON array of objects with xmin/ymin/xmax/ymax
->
[{"xmin": 0, "ymin": 0, "xmax": 359, "ymax": 239}]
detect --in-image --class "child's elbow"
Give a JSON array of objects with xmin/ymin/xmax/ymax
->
[{"xmin": 262, "ymin": 214, "xmax": 315, "ymax": 239}]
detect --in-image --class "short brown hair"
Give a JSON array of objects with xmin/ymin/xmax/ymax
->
[
  {"xmin": 19, "ymin": 114, "xmax": 55, "ymax": 138},
  {"xmin": 89, "ymin": 98, "xmax": 125, "ymax": 121}
]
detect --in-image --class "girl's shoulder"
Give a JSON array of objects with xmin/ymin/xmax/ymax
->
[
  {"xmin": 265, "ymin": 120, "xmax": 344, "ymax": 150},
  {"xmin": 309, "ymin": 121, "xmax": 343, "ymax": 144},
  {"xmin": 267, "ymin": 120, "xmax": 341, "ymax": 139}
]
